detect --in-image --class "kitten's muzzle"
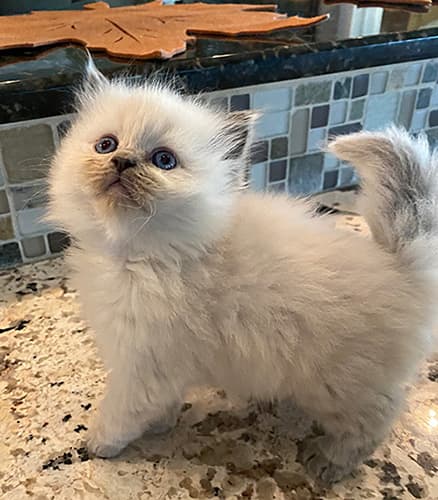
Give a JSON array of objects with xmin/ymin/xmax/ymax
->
[{"xmin": 112, "ymin": 156, "xmax": 137, "ymax": 173}]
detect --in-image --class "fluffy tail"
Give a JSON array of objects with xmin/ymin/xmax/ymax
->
[{"xmin": 328, "ymin": 127, "xmax": 438, "ymax": 273}]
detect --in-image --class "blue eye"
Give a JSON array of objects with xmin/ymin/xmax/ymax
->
[
  {"xmin": 95, "ymin": 135, "xmax": 118, "ymax": 154},
  {"xmin": 151, "ymin": 149, "xmax": 177, "ymax": 170}
]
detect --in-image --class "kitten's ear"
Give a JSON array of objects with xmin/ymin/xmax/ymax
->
[
  {"xmin": 75, "ymin": 53, "xmax": 108, "ymax": 109},
  {"xmin": 83, "ymin": 53, "xmax": 108, "ymax": 93},
  {"xmin": 85, "ymin": 55, "xmax": 108, "ymax": 88},
  {"xmin": 219, "ymin": 111, "xmax": 258, "ymax": 190},
  {"xmin": 222, "ymin": 111, "xmax": 258, "ymax": 161}
]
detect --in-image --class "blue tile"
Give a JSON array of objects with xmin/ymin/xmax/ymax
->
[
  {"xmin": 352, "ymin": 74, "xmax": 369, "ymax": 98},
  {"xmin": 429, "ymin": 110, "xmax": 438, "ymax": 127},
  {"xmin": 323, "ymin": 170, "xmax": 339, "ymax": 190},
  {"xmin": 411, "ymin": 109, "xmax": 427, "ymax": 132},
  {"xmin": 329, "ymin": 101, "xmax": 347, "ymax": 125},
  {"xmin": 230, "ymin": 94, "xmax": 250, "ymax": 111},
  {"xmin": 339, "ymin": 167, "xmax": 357, "ymax": 187},
  {"xmin": 311, "ymin": 105, "xmax": 329, "ymax": 128},
  {"xmin": 250, "ymin": 163, "xmax": 267, "ymax": 191},
  {"xmin": 364, "ymin": 93, "xmax": 399, "ymax": 130},
  {"xmin": 370, "ymin": 72, "xmax": 388, "ymax": 95},
  {"xmin": 256, "ymin": 111, "xmax": 289, "ymax": 138},
  {"xmin": 251, "ymin": 141, "xmax": 268, "ymax": 164},
  {"xmin": 17, "ymin": 208, "xmax": 50, "ymax": 236},
  {"xmin": 422, "ymin": 62, "xmax": 438, "ymax": 83},
  {"xmin": 324, "ymin": 155, "xmax": 338, "ymax": 170},
  {"xmin": 12, "ymin": 185, "xmax": 47, "ymax": 211},
  {"xmin": 431, "ymin": 87, "xmax": 438, "ymax": 107},
  {"xmin": 405, "ymin": 63, "xmax": 422, "ymax": 86},
  {"xmin": 269, "ymin": 159, "xmax": 287, "ymax": 182},
  {"xmin": 329, "ymin": 123, "xmax": 362, "ymax": 137},
  {"xmin": 417, "ymin": 88, "xmax": 432, "ymax": 109},
  {"xmin": 253, "ymin": 88, "xmax": 291, "ymax": 111},
  {"xmin": 307, "ymin": 128, "xmax": 326, "ymax": 152}
]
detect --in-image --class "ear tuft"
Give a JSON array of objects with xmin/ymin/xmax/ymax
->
[{"xmin": 83, "ymin": 52, "xmax": 108, "ymax": 93}]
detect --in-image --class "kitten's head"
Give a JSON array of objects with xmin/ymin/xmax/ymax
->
[{"xmin": 49, "ymin": 60, "xmax": 256, "ymax": 259}]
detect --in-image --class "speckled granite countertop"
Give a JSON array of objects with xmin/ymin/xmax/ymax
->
[{"xmin": 0, "ymin": 210, "xmax": 437, "ymax": 500}]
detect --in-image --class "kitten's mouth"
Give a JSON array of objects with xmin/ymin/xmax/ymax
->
[{"xmin": 104, "ymin": 175, "xmax": 130, "ymax": 198}]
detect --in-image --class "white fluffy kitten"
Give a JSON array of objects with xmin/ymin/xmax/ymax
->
[{"xmin": 48, "ymin": 61, "xmax": 438, "ymax": 484}]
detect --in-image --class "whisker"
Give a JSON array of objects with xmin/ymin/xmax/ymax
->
[{"xmin": 129, "ymin": 200, "xmax": 156, "ymax": 241}]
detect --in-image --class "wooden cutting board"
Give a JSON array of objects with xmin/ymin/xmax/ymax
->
[{"xmin": 0, "ymin": 1, "xmax": 329, "ymax": 60}]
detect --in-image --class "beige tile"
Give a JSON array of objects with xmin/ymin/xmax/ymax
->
[
  {"xmin": 0, "ymin": 215, "xmax": 14, "ymax": 240},
  {"xmin": 0, "ymin": 124, "xmax": 54, "ymax": 183}
]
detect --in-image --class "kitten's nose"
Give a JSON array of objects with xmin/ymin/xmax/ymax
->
[{"xmin": 112, "ymin": 156, "xmax": 136, "ymax": 173}]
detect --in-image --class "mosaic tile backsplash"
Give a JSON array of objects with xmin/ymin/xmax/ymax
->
[{"xmin": 1, "ymin": 58, "xmax": 438, "ymax": 267}]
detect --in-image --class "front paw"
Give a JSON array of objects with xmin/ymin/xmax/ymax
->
[
  {"xmin": 87, "ymin": 424, "xmax": 126, "ymax": 458},
  {"xmin": 299, "ymin": 436, "xmax": 354, "ymax": 484}
]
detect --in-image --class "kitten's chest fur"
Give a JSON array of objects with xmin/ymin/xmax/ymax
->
[{"xmin": 69, "ymin": 235, "xmax": 299, "ymax": 397}]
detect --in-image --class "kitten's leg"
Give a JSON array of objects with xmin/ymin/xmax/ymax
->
[
  {"xmin": 87, "ymin": 356, "xmax": 183, "ymax": 458},
  {"xmin": 298, "ymin": 385, "xmax": 402, "ymax": 484},
  {"xmin": 147, "ymin": 401, "xmax": 182, "ymax": 435}
]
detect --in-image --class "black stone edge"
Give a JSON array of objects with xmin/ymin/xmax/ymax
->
[{"xmin": 1, "ymin": 28, "xmax": 438, "ymax": 123}]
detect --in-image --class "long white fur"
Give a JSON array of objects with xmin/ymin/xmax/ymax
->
[{"xmin": 48, "ymin": 61, "xmax": 438, "ymax": 483}]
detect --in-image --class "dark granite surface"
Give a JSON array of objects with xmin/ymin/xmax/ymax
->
[{"xmin": 1, "ymin": 1, "xmax": 438, "ymax": 122}]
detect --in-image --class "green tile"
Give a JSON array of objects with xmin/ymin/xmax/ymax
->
[
  {"xmin": 426, "ymin": 128, "xmax": 438, "ymax": 148},
  {"xmin": 268, "ymin": 182, "xmax": 285, "ymax": 193},
  {"xmin": 12, "ymin": 184, "xmax": 48, "ymax": 211},
  {"xmin": 295, "ymin": 81, "xmax": 331, "ymax": 106},
  {"xmin": 349, "ymin": 99, "xmax": 365, "ymax": 121},
  {"xmin": 397, "ymin": 90, "xmax": 416, "ymax": 129},
  {"xmin": 0, "ymin": 216, "xmax": 14, "ymax": 240},
  {"xmin": 0, "ymin": 242, "xmax": 22, "ymax": 268},
  {"xmin": 48, "ymin": 232, "xmax": 70, "ymax": 253},
  {"xmin": 289, "ymin": 153, "xmax": 324, "ymax": 195},
  {"xmin": 22, "ymin": 236, "xmax": 46, "ymax": 258},
  {"xmin": 0, "ymin": 124, "xmax": 55, "ymax": 183},
  {"xmin": 210, "ymin": 97, "xmax": 228, "ymax": 110},
  {"xmin": 0, "ymin": 190, "xmax": 9, "ymax": 214},
  {"xmin": 333, "ymin": 78, "xmax": 351, "ymax": 100},
  {"xmin": 290, "ymin": 109, "xmax": 309, "ymax": 155},
  {"xmin": 271, "ymin": 137, "xmax": 288, "ymax": 159},
  {"xmin": 387, "ymin": 69, "xmax": 405, "ymax": 90},
  {"xmin": 57, "ymin": 120, "xmax": 72, "ymax": 139},
  {"xmin": 423, "ymin": 62, "xmax": 438, "ymax": 83}
]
